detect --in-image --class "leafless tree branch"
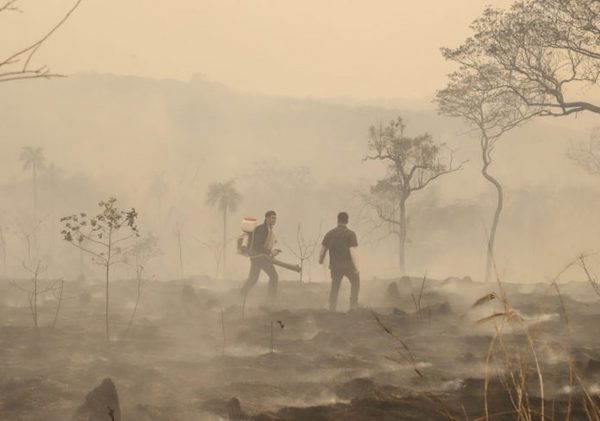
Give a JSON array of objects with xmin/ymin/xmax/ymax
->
[{"xmin": 0, "ymin": 0, "xmax": 84, "ymax": 83}]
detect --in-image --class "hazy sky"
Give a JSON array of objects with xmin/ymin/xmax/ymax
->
[
  {"xmin": 4, "ymin": 0, "xmax": 598, "ymax": 283},
  {"xmin": 5, "ymin": 0, "xmax": 513, "ymax": 100}
]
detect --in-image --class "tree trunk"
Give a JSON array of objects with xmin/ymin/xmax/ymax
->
[
  {"xmin": 481, "ymin": 151, "xmax": 503, "ymax": 283},
  {"xmin": 398, "ymin": 198, "xmax": 407, "ymax": 276},
  {"xmin": 270, "ymin": 321, "xmax": 274, "ymax": 353},
  {"xmin": 221, "ymin": 309, "xmax": 226, "ymax": 356},
  {"xmin": 105, "ymin": 261, "xmax": 110, "ymax": 345},
  {"xmin": 222, "ymin": 208, "xmax": 227, "ymax": 280},
  {"xmin": 78, "ymin": 248, "xmax": 85, "ymax": 279},
  {"xmin": 175, "ymin": 223, "xmax": 184, "ymax": 279},
  {"xmin": 33, "ymin": 274, "xmax": 38, "ymax": 329},
  {"xmin": 52, "ymin": 279, "xmax": 64, "ymax": 328},
  {"xmin": 32, "ymin": 163, "xmax": 38, "ymax": 258},
  {"xmin": 104, "ymin": 262, "xmax": 110, "ymax": 346},
  {"xmin": 126, "ymin": 268, "xmax": 143, "ymax": 334},
  {"xmin": 105, "ymin": 230, "xmax": 112, "ymax": 346}
]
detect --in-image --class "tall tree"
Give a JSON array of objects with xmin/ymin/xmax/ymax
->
[
  {"xmin": 363, "ymin": 117, "xmax": 465, "ymax": 275},
  {"xmin": 436, "ymin": 66, "xmax": 538, "ymax": 282},
  {"xmin": 445, "ymin": 0, "xmax": 599, "ymax": 118},
  {"xmin": 438, "ymin": 0, "xmax": 599, "ymax": 280},
  {"xmin": 206, "ymin": 180, "xmax": 243, "ymax": 279}
]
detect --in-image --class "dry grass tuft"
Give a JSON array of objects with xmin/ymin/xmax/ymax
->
[
  {"xmin": 471, "ymin": 293, "xmax": 496, "ymax": 309},
  {"xmin": 475, "ymin": 309, "xmax": 523, "ymax": 325},
  {"xmin": 371, "ymin": 310, "xmax": 424, "ymax": 378}
]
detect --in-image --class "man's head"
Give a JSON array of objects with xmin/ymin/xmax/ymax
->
[
  {"xmin": 337, "ymin": 211, "xmax": 349, "ymax": 225},
  {"xmin": 265, "ymin": 210, "xmax": 277, "ymax": 227}
]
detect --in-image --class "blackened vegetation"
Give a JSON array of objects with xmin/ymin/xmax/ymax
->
[
  {"xmin": 71, "ymin": 378, "xmax": 121, "ymax": 421},
  {"xmin": 1, "ymin": 276, "xmax": 599, "ymax": 420}
]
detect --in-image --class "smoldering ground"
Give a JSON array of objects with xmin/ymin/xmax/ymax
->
[{"xmin": 1, "ymin": 269, "xmax": 600, "ymax": 420}]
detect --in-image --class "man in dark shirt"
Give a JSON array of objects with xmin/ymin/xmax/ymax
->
[
  {"xmin": 319, "ymin": 212, "xmax": 360, "ymax": 311},
  {"xmin": 241, "ymin": 210, "xmax": 281, "ymax": 301}
]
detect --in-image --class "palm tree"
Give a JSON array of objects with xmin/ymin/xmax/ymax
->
[
  {"xmin": 206, "ymin": 180, "xmax": 243, "ymax": 279},
  {"xmin": 19, "ymin": 146, "xmax": 45, "ymax": 255}
]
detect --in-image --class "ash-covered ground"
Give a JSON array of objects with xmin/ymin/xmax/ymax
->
[{"xmin": 1, "ymin": 275, "xmax": 599, "ymax": 420}]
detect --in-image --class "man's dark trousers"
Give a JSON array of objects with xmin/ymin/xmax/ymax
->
[
  {"xmin": 329, "ymin": 267, "xmax": 360, "ymax": 311},
  {"xmin": 241, "ymin": 255, "xmax": 279, "ymax": 300}
]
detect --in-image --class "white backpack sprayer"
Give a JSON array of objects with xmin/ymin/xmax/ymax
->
[
  {"xmin": 236, "ymin": 216, "xmax": 301, "ymax": 272},
  {"xmin": 237, "ymin": 217, "xmax": 257, "ymax": 256}
]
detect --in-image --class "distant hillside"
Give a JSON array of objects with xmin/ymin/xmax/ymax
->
[
  {"xmin": 0, "ymin": 73, "xmax": 452, "ymax": 183},
  {"xmin": 1, "ymin": 73, "xmax": 598, "ymax": 282}
]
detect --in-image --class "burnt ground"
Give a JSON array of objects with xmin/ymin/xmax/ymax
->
[{"xmin": 1, "ymin": 275, "xmax": 599, "ymax": 420}]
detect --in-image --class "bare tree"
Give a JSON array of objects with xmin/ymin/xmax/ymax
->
[
  {"xmin": 51, "ymin": 278, "xmax": 66, "ymax": 328},
  {"xmin": 445, "ymin": 0, "xmax": 600, "ymax": 117},
  {"xmin": 436, "ymin": 66, "xmax": 539, "ymax": 282},
  {"xmin": 123, "ymin": 234, "xmax": 160, "ymax": 334},
  {"xmin": 1, "ymin": 0, "xmax": 84, "ymax": 83},
  {"xmin": 439, "ymin": 1, "xmax": 600, "ymax": 279},
  {"xmin": 16, "ymin": 216, "xmax": 47, "ymax": 262},
  {"xmin": 363, "ymin": 117, "xmax": 465, "ymax": 275},
  {"xmin": 284, "ymin": 223, "xmax": 321, "ymax": 283},
  {"xmin": 61, "ymin": 197, "xmax": 140, "ymax": 346},
  {"xmin": 10, "ymin": 260, "xmax": 58, "ymax": 329}
]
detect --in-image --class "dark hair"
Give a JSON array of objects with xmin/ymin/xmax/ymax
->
[
  {"xmin": 265, "ymin": 210, "xmax": 277, "ymax": 218},
  {"xmin": 337, "ymin": 212, "xmax": 349, "ymax": 224}
]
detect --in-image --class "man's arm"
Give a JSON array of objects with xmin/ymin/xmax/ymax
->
[
  {"xmin": 350, "ymin": 246, "xmax": 360, "ymax": 274},
  {"xmin": 318, "ymin": 245, "xmax": 328, "ymax": 264},
  {"xmin": 319, "ymin": 233, "xmax": 329, "ymax": 264},
  {"xmin": 349, "ymin": 231, "xmax": 359, "ymax": 273}
]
